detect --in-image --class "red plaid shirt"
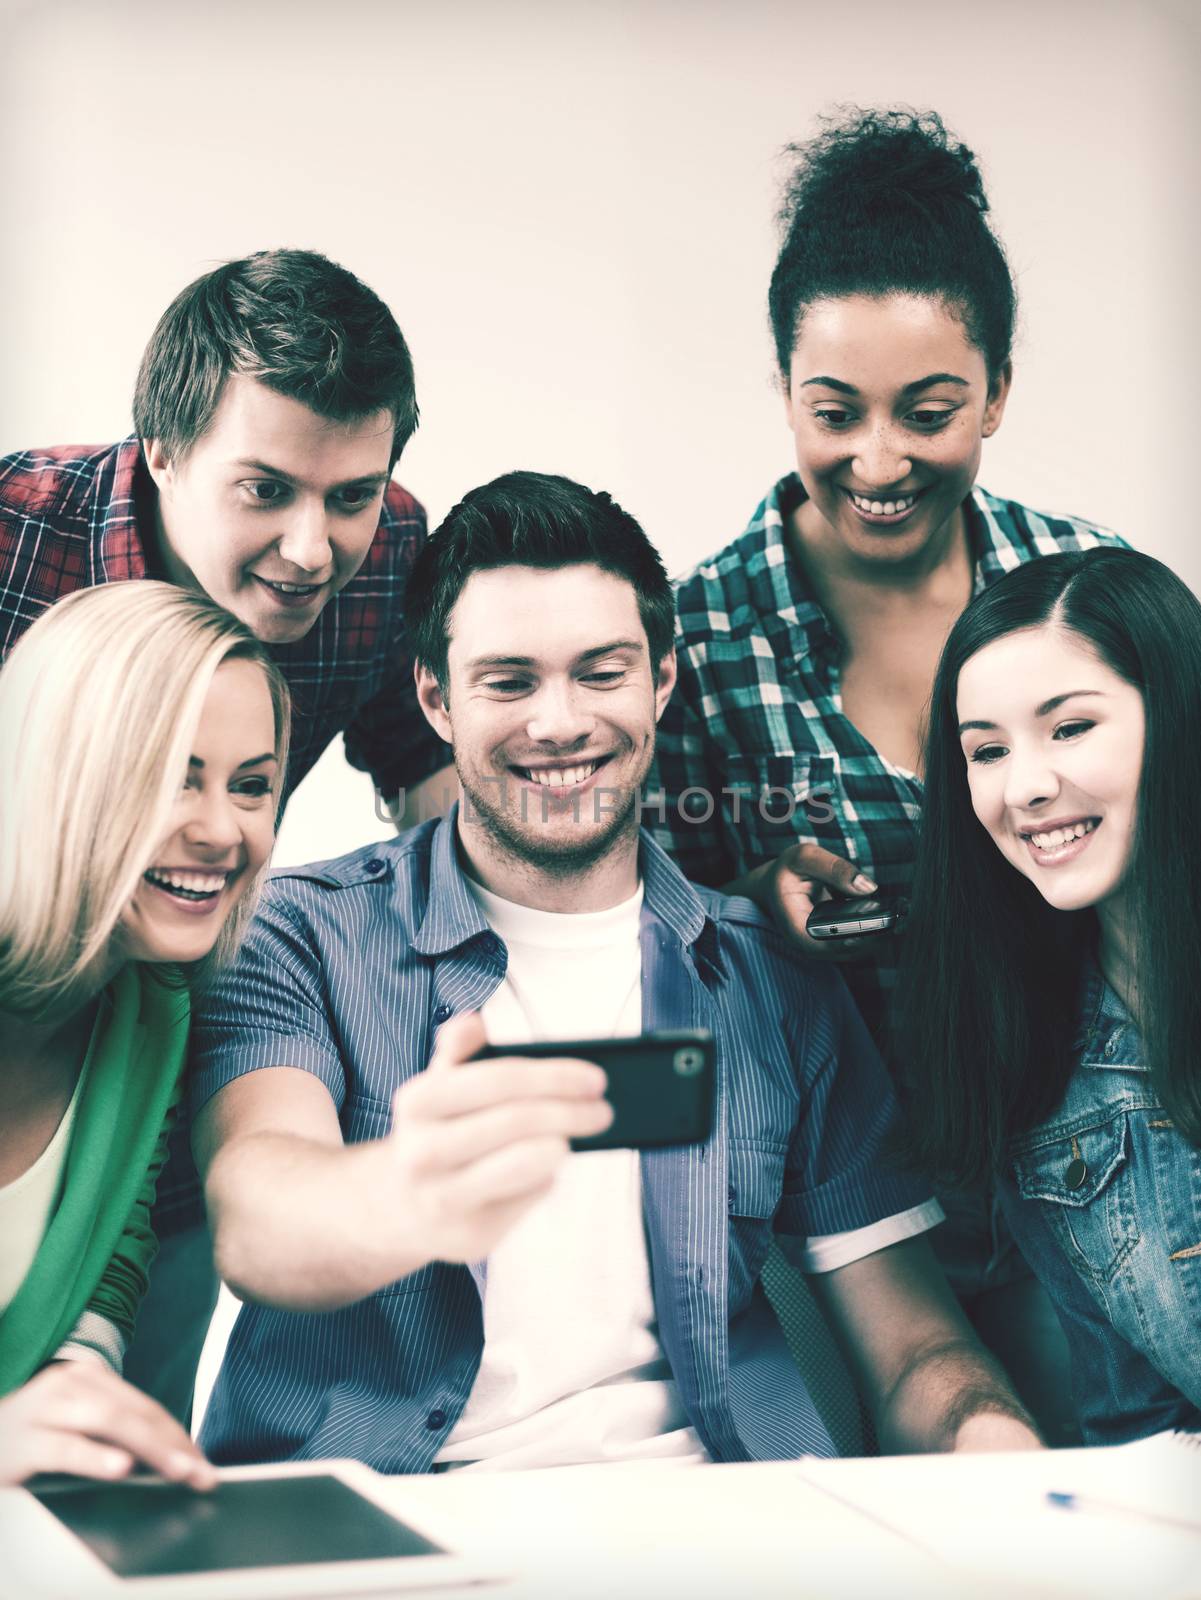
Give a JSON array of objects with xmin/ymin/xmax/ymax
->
[{"xmin": 0, "ymin": 438, "xmax": 447, "ymax": 804}]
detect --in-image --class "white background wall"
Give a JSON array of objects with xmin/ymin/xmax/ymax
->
[{"xmin": 4, "ymin": 0, "xmax": 1198, "ymax": 869}]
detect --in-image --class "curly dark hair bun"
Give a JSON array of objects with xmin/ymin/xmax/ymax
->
[
  {"xmin": 788, "ymin": 108, "xmax": 989, "ymax": 213},
  {"xmin": 769, "ymin": 106, "xmax": 1015, "ymax": 381}
]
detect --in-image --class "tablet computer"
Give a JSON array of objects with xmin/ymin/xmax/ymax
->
[{"xmin": 1, "ymin": 1460, "xmax": 498, "ymax": 1599}]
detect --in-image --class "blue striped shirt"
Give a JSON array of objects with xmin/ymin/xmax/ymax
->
[{"xmin": 192, "ymin": 812, "xmax": 931, "ymax": 1469}]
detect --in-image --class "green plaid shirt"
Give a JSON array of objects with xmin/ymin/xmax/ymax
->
[{"xmin": 649, "ymin": 474, "xmax": 1126, "ymax": 1045}]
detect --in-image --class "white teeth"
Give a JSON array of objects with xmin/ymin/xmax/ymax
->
[
  {"xmin": 1028, "ymin": 821, "xmax": 1096, "ymax": 852},
  {"xmin": 145, "ymin": 868, "xmax": 229, "ymax": 894},
  {"xmin": 852, "ymin": 493, "xmax": 916, "ymax": 515},
  {"xmin": 524, "ymin": 761, "xmax": 599, "ymax": 788}
]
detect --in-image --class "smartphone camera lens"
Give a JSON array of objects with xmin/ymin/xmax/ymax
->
[{"xmin": 673, "ymin": 1047, "xmax": 704, "ymax": 1077}]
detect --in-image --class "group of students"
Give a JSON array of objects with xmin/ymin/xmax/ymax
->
[{"xmin": 0, "ymin": 106, "xmax": 1197, "ymax": 1488}]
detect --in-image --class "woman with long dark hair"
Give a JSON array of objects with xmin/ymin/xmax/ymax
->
[{"xmin": 897, "ymin": 545, "xmax": 1201, "ymax": 1441}]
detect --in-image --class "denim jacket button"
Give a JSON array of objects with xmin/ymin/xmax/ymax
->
[{"xmin": 1065, "ymin": 1157, "xmax": 1089, "ymax": 1190}]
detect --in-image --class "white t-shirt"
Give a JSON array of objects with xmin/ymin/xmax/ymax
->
[
  {"xmin": 434, "ymin": 876, "xmax": 944, "ymax": 1471},
  {"xmin": 0, "ymin": 1043, "xmax": 90, "ymax": 1313},
  {"xmin": 435, "ymin": 879, "xmax": 707, "ymax": 1470}
]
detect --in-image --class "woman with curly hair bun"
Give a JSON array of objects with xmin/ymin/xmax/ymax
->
[
  {"xmin": 651, "ymin": 107, "xmax": 1126, "ymax": 1439},
  {"xmin": 0, "ymin": 581, "xmax": 288, "ymax": 1484}
]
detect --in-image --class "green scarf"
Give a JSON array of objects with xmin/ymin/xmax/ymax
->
[{"xmin": 0, "ymin": 963, "xmax": 190, "ymax": 1394}]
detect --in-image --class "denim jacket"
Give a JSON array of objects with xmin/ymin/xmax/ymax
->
[{"xmin": 996, "ymin": 962, "xmax": 1201, "ymax": 1444}]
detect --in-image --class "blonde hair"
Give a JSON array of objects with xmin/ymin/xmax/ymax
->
[{"xmin": 0, "ymin": 582, "xmax": 290, "ymax": 1016}]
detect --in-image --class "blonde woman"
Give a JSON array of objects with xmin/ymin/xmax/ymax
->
[{"xmin": 0, "ymin": 582, "xmax": 288, "ymax": 1485}]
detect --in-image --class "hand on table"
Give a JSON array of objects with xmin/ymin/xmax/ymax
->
[
  {"xmin": 0, "ymin": 1361, "xmax": 217, "ymax": 1487},
  {"xmin": 953, "ymin": 1411, "xmax": 1044, "ymax": 1452}
]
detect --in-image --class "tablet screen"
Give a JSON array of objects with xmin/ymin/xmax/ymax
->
[{"xmin": 32, "ymin": 1474, "xmax": 445, "ymax": 1579}]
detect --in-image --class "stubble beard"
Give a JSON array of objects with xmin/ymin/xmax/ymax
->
[{"xmin": 456, "ymin": 761, "xmax": 642, "ymax": 881}]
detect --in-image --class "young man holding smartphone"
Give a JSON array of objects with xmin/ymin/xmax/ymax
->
[{"xmin": 192, "ymin": 471, "xmax": 1040, "ymax": 1470}]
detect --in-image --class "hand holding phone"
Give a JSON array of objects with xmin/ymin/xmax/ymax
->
[
  {"xmin": 805, "ymin": 893, "xmax": 907, "ymax": 941},
  {"xmin": 386, "ymin": 1013, "xmax": 613, "ymax": 1266},
  {"xmin": 474, "ymin": 1030, "xmax": 715, "ymax": 1151},
  {"xmin": 737, "ymin": 843, "xmax": 886, "ymax": 958}
]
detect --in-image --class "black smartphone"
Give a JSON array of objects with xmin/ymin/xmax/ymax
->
[
  {"xmin": 805, "ymin": 893, "xmax": 907, "ymax": 941},
  {"xmin": 474, "ymin": 1029, "xmax": 715, "ymax": 1151}
]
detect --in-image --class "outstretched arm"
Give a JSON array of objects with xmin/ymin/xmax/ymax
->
[{"xmin": 195, "ymin": 1014, "xmax": 612, "ymax": 1312}]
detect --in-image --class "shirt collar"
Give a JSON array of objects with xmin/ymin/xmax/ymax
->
[
  {"xmin": 638, "ymin": 826, "xmax": 722, "ymax": 971},
  {"xmin": 736, "ymin": 474, "xmax": 838, "ymax": 671},
  {"xmin": 412, "ymin": 805, "xmax": 722, "ymax": 972},
  {"xmin": 89, "ymin": 437, "xmax": 152, "ymax": 584},
  {"xmin": 411, "ymin": 808, "xmax": 495, "ymax": 956},
  {"xmin": 745, "ymin": 473, "xmax": 1006, "ymax": 666},
  {"xmin": 963, "ymin": 491, "xmax": 1010, "ymax": 596},
  {"xmin": 1074, "ymin": 950, "xmax": 1143, "ymax": 1068}
]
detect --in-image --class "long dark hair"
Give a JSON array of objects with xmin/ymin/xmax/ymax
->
[{"xmin": 896, "ymin": 547, "xmax": 1201, "ymax": 1185}]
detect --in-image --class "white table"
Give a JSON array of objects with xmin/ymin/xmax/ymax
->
[
  {"xmin": 377, "ymin": 1436, "xmax": 1201, "ymax": 1600},
  {"xmin": 4, "ymin": 1436, "xmax": 1198, "ymax": 1600}
]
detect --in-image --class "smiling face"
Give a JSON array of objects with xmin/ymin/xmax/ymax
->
[
  {"xmin": 119, "ymin": 657, "xmax": 278, "ymax": 963},
  {"xmin": 144, "ymin": 374, "xmax": 394, "ymax": 644},
  {"xmin": 416, "ymin": 563, "xmax": 676, "ymax": 888},
  {"xmin": 956, "ymin": 625, "xmax": 1145, "ymax": 916},
  {"xmin": 785, "ymin": 293, "xmax": 1010, "ymax": 569}
]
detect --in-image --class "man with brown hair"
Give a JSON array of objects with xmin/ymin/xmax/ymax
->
[
  {"xmin": 191, "ymin": 471, "xmax": 1040, "ymax": 1472},
  {"xmin": 0, "ymin": 248, "xmax": 450, "ymax": 1417},
  {"xmin": 1, "ymin": 247, "xmax": 445, "ymax": 810}
]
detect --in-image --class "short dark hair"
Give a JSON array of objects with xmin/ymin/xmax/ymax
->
[
  {"xmin": 896, "ymin": 547, "xmax": 1201, "ymax": 1184},
  {"xmin": 132, "ymin": 248, "xmax": 418, "ymax": 466},
  {"xmin": 407, "ymin": 471, "xmax": 675, "ymax": 690},
  {"xmin": 769, "ymin": 107, "xmax": 1016, "ymax": 383}
]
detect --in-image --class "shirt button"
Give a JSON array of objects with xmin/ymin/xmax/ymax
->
[
  {"xmin": 727, "ymin": 1184, "xmax": 736, "ymax": 1208},
  {"xmin": 364, "ymin": 857, "xmax": 385, "ymax": 875},
  {"xmin": 426, "ymin": 1409, "xmax": 447, "ymax": 1430},
  {"xmin": 433, "ymin": 1003, "xmax": 452, "ymax": 1023},
  {"xmin": 1065, "ymin": 1157, "xmax": 1089, "ymax": 1190}
]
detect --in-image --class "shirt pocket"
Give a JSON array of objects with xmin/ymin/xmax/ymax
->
[
  {"xmin": 715, "ymin": 753, "xmax": 849, "ymax": 870},
  {"xmin": 727, "ymin": 1139, "xmax": 786, "ymax": 1312},
  {"xmin": 1012, "ymin": 1112, "xmax": 1138, "ymax": 1287}
]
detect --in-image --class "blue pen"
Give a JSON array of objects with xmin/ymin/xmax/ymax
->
[{"xmin": 1047, "ymin": 1490, "xmax": 1201, "ymax": 1537}]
